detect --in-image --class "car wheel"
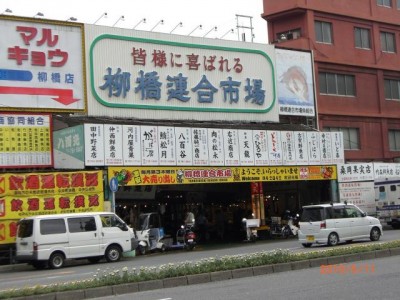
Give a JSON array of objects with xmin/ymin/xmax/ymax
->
[
  {"xmin": 370, "ymin": 227, "xmax": 381, "ymax": 241},
  {"xmin": 327, "ymin": 233, "xmax": 339, "ymax": 246},
  {"xmin": 160, "ymin": 244, "xmax": 166, "ymax": 252},
  {"xmin": 302, "ymin": 243, "xmax": 312, "ymax": 248},
  {"xmin": 105, "ymin": 245, "xmax": 122, "ymax": 262},
  {"xmin": 48, "ymin": 252, "xmax": 65, "ymax": 269}
]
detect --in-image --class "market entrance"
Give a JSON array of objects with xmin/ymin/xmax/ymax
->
[{"xmin": 113, "ymin": 180, "xmax": 332, "ymax": 243}]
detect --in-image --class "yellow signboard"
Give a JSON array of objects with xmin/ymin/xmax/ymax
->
[
  {"xmin": 0, "ymin": 219, "xmax": 18, "ymax": 245},
  {"xmin": 0, "ymin": 170, "xmax": 103, "ymax": 197},
  {"xmin": 108, "ymin": 165, "xmax": 336, "ymax": 186},
  {"xmin": 0, "ymin": 193, "xmax": 104, "ymax": 220},
  {"xmin": 0, "ymin": 170, "xmax": 104, "ymax": 244}
]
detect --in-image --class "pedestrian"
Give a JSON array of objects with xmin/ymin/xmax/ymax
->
[{"xmin": 184, "ymin": 209, "xmax": 195, "ymax": 227}]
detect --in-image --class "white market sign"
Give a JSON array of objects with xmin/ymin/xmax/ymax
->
[
  {"xmin": 87, "ymin": 27, "xmax": 277, "ymax": 122},
  {"xmin": 83, "ymin": 124, "xmax": 345, "ymax": 167}
]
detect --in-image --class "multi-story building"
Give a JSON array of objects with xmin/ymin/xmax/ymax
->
[{"xmin": 263, "ymin": 0, "xmax": 400, "ymax": 162}]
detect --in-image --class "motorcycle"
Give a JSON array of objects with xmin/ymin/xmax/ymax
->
[
  {"xmin": 171, "ymin": 224, "xmax": 197, "ymax": 251},
  {"xmin": 281, "ymin": 213, "xmax": 300, "ymax": 238}
]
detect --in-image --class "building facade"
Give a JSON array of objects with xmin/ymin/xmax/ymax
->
[{"xmin": 263, "ymin": 0, "xmax": 400, "ymax": 162}]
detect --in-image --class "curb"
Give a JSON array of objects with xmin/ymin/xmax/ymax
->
[{"xmin": 7, "ymin": 247, "xmax": 400, "ymax": 300}]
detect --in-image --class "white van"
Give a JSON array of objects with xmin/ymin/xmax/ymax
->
[
  {"xmin": 16, "ymin": 212, "xmax": 138, "ymax": 269},
  {"xmin": 298, "ymin": 203, "xmax": 382, "ymax": 247}
]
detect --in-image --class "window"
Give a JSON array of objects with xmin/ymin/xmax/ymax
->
[
  {"xmin": 354, "ymin": 27, "xmax": 371, "ymax": 49},
  {"xmin": 397, "ymin": 0, "xmax": 400, "ymax": 9},
  {"xmin": 333, "ymin": 207, "xmax": 346, "ymax": 218},
  {"xmin": 315, "ymin": 21, "xmax": 332, "ymax": 43},
  {"xmin": 68, "ymin": 217, "xmax": 97, "ymax": 233},
  {"xmin": 40, "ymin": 219, "xmax": 66, "ymax": 235},
  {"xmin": 345, "ymin": 207, "xmax": 363, "ymax": 218},
  {"xmin": 390, "ymin": 185, "xmax": 397, "ymax": 192},
  {"xmin": 380, "ymin": 31, "xmax": 396, "ymax": 52},
  {"xmin": 377, "ymin": 0, "xmax": 392, "ymax": 7},
  {"xmin": 388, "ymin": 130, "xmax": 400, "ymax": 150},
  {"xmin": 276, "ymin": 28, "xmax": 301, "ymax": 41},
  {"xmin": 319, "ymin": 72, "xmax": 356, "ymax": 96},
  {"xmin": 384, "ymin": 79, "xmax": 400, "ymax": 100},
  {"xmin": 17, "ymin": 219, "xmax": 33, "ymax": 238},
  {"xmin": 101, "ymin": 215, "xmax": 127, "ymax": 231},
  {"xmin": 324, "ymin": 127, "xmax": 360, "ymax": 150}
]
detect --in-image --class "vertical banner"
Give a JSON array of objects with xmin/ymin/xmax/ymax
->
[
  {"xmin": 307, "ymin": 131, "xmax": 321, "ymax": 165},
  {"xmin": 267, "ymin": 130, "xmax": 283, "ymax": 165},
  {"xmin": 192, "ymin": 128, "xmax": 209, "ymax": 165},
  {"xmin": 223, "ymin": 129, "xmax": 240, "ymax": 166},
  {"xmin": 84, "ymin": 124, "xmax": 105, "ymax": 166},
  {"xmin": 281, "ymin": 131, "xmax": 296, "ymax": 165},
  {"xmin": 294, "ymin": 131, "xmax": 309, "ymax": 165},
  {"xmin": 158, "ymin": 126, "xmax": 176, "ymax": 166},
  {"xmin": 141, "ymin": 126, "xmax": 159, "ymax": 165},
  {"xmin": 253, "ymin": 130, "xmax": 269, "ymax": 166},
  {"xmin": 122, "ymin": 125, "xmax": 142, "ymax": 166},
  {"xmin": 238, "ymin": 130, "xmax": 255, "ymax": 165},
  {"xmin": 320, "ymin": 132, "xmax": 333, "ymax": 164},
  {"xmin": 331, "ymin": 132, "xmax": 345, "ymax": 164},
  {"xmin": 208, "ymin": 128, "xmax": 225, "ymax": 166},
  {"xmin": 104, "ymin": 124, "xmax": 123, "ymax": 165},
  {"xmin": 175, "ymin": 127, "xmax": 193, "ymax": 166}
]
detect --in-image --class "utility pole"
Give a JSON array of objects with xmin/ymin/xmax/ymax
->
[{"xmin": 236, "ymin": 14, "xmax": 254, "ymax": 42}]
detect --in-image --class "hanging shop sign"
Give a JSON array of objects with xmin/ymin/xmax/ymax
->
[
  {"xmin": 53, "ymin": 125, "xmax": 85, "ymax": 169},
  {"xmin": 108, "ymin": 165, "xmax": 336, "ymax": 186},
  {"xmin": 85, "ymin": 25, "xmax": 277, "ymax": 122},
  {"xmin": 85, "ymin": 124, "xmax": 345, "ymax": 167},
  {"xmin": 276, "ymin": 49, "xmax": 315, "ymax": 117},
  {"xmin": 0, "ymin": 113, "xmax": 52, "ymax": 168},
  {"xmin": 0, "ymin": 16, "xmax": 86, "ymax": 112}
]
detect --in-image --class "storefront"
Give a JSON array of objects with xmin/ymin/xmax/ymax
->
[{"xmin": 107, "ymin": 165, "xmax": 337, "ymax": 241}]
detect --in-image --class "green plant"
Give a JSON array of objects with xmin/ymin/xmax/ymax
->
[{"xmin": 1, "ymin": 240, "xmax": 399, "ymax": 299}]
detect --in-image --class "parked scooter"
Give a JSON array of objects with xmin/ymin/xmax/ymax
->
[
  {"xmin": 281, "ymin": 212, "xmax": 300, "ymax": 238},
  {"xmin": 171, "ymin": 224, "xmax": 197, "ymax": 251}
]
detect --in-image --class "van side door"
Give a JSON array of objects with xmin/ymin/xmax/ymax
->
[
  {"xmin": 345, "ymin": 206, "xmax": 367, "ymax": 237},
  {"xmin": 331, "ymin": 206, "xmax": 351, "ymax": 239},
  {"xmin": 100, "ymin": 214, "xmax": 132, "ymax": 253},
  {"xmin": 67, "ymin": 216, "xmax": 101, "ymax": 258}
]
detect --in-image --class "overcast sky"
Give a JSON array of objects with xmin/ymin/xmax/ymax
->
[{"xmin": 1, "ymin": 0, "xmax": 268, "ymax": 43}]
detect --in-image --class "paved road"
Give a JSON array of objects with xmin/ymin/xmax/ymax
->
[
  {"xmin": 97, "ymin": 255, "xmax": 400, "ymax": 300},
  {"xmin": 0, "ymin": 229, "xmax": 398, "ymax": 291}
]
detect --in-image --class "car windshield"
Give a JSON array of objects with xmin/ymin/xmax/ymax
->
[
  {"xmin": 300, "ymin": 207, "xmax": 324, "ymax": 222},
  {"xmin": 17, "ymin": 219, "xmax": 33, "ymax": 238}
]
